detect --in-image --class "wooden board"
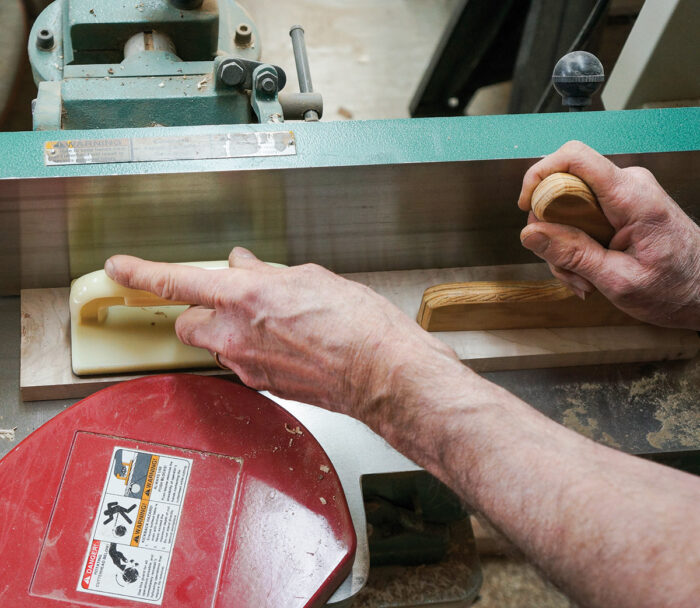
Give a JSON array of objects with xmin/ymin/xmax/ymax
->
[
  {"xmin": 21, "ymin": 263, "xmax": 700, "ymax": 401},
  {"xmin": 20, "ymin": 288, "xmax": 233, "ymax": 401},
  {"xmin": 417, "ymin": 279, "xmax": 640, "ymax": 331}
]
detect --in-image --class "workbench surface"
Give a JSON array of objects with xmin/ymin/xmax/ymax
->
[{"xmin": 2, "ymin": 295, "xmax": 699, "ymax": 461}]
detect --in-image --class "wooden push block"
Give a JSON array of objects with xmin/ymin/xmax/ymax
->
[
  {"xmin": 417, "ymin": 278, "xmax": 639, "ymax": 331},
  {"xmin": 419, "ymin": 173, "xmax": 621, "ymax": 331}
]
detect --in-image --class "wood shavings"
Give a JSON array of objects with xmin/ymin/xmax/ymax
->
[
  {"xmin": 337, "ymin": 106, "xmax": 354, "ymax": 119},
  {"xmin": 0, "ymin": 428, "xmax": 17, "ymax": 441},
  {"xmin": 284, "ymin": 423, "xmax": 303, "ymax": 435},
  {"xmin": 319, "ymin": 497, "xmax": 327, "ymax": 505},
  {"xmin": 319, "ymin": 465, "xmax": 330, "ymax": 473}
]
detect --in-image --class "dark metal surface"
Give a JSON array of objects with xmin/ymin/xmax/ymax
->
[
  {"xmin": 410, "ymin": 0, "xmax": 530, "ymax": 117},
  {"xmin": 409, "ymin": 0, "xmax": 613, "ymax": 117},
  {"xmin": 485, "ymin": 358, "xmax": 700, "ymax": 457},
  {"xmin": 510, "ymin": 0, "xmax": 608, "ymax": 114}
]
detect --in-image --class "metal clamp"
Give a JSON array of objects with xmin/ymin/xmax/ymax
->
[
  {"xmin": 251, "ymin": 64, "xmax": 284, "ymax": 123},
  {"xmin": 215, "ymin": 57, "xmax": 287, "ymax": 92}
]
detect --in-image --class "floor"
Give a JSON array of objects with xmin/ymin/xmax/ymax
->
[{"xmin": 237, "ymin": 0, "xmax": 461, "ymax": 122}]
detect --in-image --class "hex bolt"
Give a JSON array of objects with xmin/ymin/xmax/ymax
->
[
  {"xmin": 36, "ymin": 28, "xmax": 54, "ymax": 51},
  {"xmin": 219, "ymin": 61, "xmax": 245, "ymax": 87},
  {"xmin": 235, "ymin": 23, "xmax": 252, "ymax": 46}
]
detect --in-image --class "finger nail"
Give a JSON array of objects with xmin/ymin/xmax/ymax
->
[
  {"xmin": 521, "ymin": 231, "xmax": 550, "ymax": 254},
  {"xmin": 572, "ymin": 286, "xmax": 587, "ymax": 300},
  {"xmin": 233, "ymin": 246, "xmax": 254, "ymax": 259},
  {"xmin": 105, "ymin": 258, "xmax": 115, "ymax": 277},
  {"xmin": 567, "ymin": 275, "xmax": 593, "ymax": 296}
]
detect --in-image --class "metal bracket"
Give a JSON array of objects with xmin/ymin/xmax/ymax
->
[
  {"xmin": 215, "ymin": 56, "xmax": 287, "ymax": 92},
  {"xmin": 250, "ymin": 64, "xmax": 284, "ymax": 124}
]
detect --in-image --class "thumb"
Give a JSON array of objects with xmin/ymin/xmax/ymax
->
[
  {"xmin": 520, "ymin": 223, "xmax": 611, "ymax": 285},
  {"xmin": 228, "ymin": 246, "xmax": 265, "ymax": 270}
]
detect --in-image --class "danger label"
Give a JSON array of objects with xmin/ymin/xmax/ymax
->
[{"xmin": 77, "ymin": 447, "xmax": 192, "ymax": 604}]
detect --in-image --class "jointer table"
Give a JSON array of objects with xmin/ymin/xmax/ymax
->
[{"xmin": 1, "ymin": 109, "xmax": 699, "ymax": 604}]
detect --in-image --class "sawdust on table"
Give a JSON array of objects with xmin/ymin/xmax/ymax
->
[
  {"xmin": 477, "ymin": 557, "xmax": 574, "ymax": 608},
  {"xmin": 554, "ymin": 360, "xmax": 700, "ymax": 451},
  {"xmin": 352, "ymin": 519, "xmax": 479, "ymax": 607},
  {"xmin": 0, "ymin": 428, "xmax": 17, "ymax": 441},
  {"xmin": 639, "ymin": 372, "xmax": 700, "ymax": 450},
  {"xmin": 560, "ymin": 391, "xmax": 622, "ymax": 449},
  {"xmin": 352, "ymin": 560, "xmax": 476, "ymax": 607},
  {"xmin": 352, "ymin": 554, "xmax": 573, "ymax": 608}
]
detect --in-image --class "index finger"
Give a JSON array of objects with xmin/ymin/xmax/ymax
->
[
  {"xmin": 105, "ymin": 255, "xmax": 235, "ymax": 308},
  {"xmin": 517, "ymin": 140, "xmax": 622, "ymax": 212}
]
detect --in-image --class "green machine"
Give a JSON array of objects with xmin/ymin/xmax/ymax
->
[{"xmin": 28, "ymin": 0, "xmax": 323, "ymax": 129}]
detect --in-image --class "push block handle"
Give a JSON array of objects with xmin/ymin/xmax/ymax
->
[
  {"xmin": 531, "ymin": 172, "xmax": 614, "ymax": 245},
  {"xmin": 70, "ymin": 261, "xmax": 228, "ymax": 325},
  {"xmin": 71, "ymin": 260, "xmax": 285, "ymax": 325}
]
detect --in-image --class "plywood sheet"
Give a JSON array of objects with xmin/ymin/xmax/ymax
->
[
  {"xmin": 21, "ymin": 263, "xmax": 700, "ymax": 401},
  {"xmin": 20, "ymin": 288, "xmax": 232, "ymax": 401}
]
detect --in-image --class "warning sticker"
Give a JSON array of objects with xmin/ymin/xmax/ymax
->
[{"xmin": 77, "ymin": 447, "xmax": 192, "ymax": 604}]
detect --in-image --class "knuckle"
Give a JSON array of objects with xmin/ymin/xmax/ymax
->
[
  {"xmin": 238, "ymin": 283, "xmax": 260, "ymax": 311},
  {"xmin": 555, "ymin": 245, "xmax": 591, "ymax": 272},
  {"xmin": 236, "ymin": 368, "xmax": 267, "ymax": 391},
  {"xmin": 152, "ymin": 274, "xmax": 177, "ymax": 300},
  {"xmin": 298, "ymin": 262, "xmax": 325, "ymax": 276},
  {"xmin": 211, "ymin": 283, "xmax": 230, "ymax": 310},
  {"xmin": 607, "ymin": 275, "xmax": 640, "ymax": 304},
  {"xmin": 624, "ymin": 166, "xmax": 654, "ymax": 183},
  {"xmin": 560, "ymin": 140, "xmax": 587, "ymax": 155},
  {"xmin": 174, "ymin": 317, "xmax": 191, "ymax": 343}
]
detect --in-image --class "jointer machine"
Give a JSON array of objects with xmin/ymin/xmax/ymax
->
[{"xmin": 1, "ymin": 1, "xmax": 700, "ymax": 606}]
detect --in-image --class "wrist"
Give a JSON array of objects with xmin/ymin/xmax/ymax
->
[{"xmin": 363, "ymin": 335, "xmax": 489, "ymax": 482}]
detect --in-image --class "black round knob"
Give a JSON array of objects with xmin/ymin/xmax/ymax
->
[{"xmin": 552, "ymin": 51, "xmax": 604, "ymax": 111}]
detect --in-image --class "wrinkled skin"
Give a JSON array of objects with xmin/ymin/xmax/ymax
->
[
  {"xmin": 105, "ymin": 249, "xmax": 456, "ymax": 429},
  {"xmin": 518, "ymin": 140, "xmax": 700, "ymax": 329}
]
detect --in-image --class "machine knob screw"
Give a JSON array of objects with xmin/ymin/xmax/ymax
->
[
  {"xmin": 235, "ymin": 23, "xmax": 253, "ymax": 47},
  {"xmin": 552, "ymin": 51, "xmax": 605, "ymax": 111},
  {"xmin": 260, "ymin": 76, "xmax": 277, "ymax": 94},
  {"xmin": 36, "ymin": 28, "xmax": 55, "ymax": 51},
  {"xmin": 219, "ymin": 61, "xmax": 245, "ymax": 87}
]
